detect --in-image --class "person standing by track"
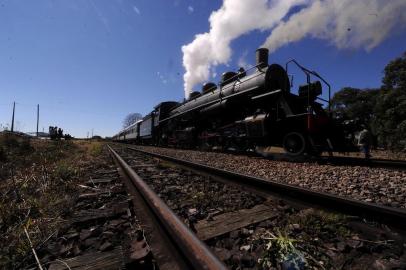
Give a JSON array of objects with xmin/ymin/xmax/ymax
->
[{"xmin": 358, "ymin": 127, "xmax": 372, "ymax": 159}]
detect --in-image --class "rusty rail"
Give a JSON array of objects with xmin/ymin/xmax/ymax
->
[{"xmin": 107, "ymin": 145, "xmax": 227, "ymax": 270}]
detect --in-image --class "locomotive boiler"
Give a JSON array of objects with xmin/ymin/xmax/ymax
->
[{"xmin": 114, "ymin": 48, "xmax": 349, "ymax": 156}]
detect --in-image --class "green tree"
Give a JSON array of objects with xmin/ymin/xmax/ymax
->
[
  {"xmin": 372, "ymin": 90, "xmax": 406, "ymax": 149},
  {"xmin": 331, "ymin": 87, "xmax": 379, "ymax": 127},
  {"xmin": 382, "ymin": 52, "xmax": 406, "ymax": 90},
  {"xmin": 331, "ymin": 51, "xmax": 406, "ymax": 150},
  {"xmin": 373, "ymin": 52, "xmax": 406, "ymax": 150}
]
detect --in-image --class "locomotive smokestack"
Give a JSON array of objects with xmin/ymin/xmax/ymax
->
[{"xmin": 256, "ymin": 48, "xmax": 269, "ymax": 68}]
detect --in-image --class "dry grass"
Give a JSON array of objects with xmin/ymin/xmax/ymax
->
[
  {"xmin": 79, "ymin": 140, "xmax": 104, "ymax": 157},
  {"xmin": 0, "ymin": 134, "xmax": 106, "ymax": 269}
]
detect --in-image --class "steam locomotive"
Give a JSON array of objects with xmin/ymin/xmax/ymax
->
[{"xmin": 113, "ymin": 48, "xmax": 350, "ymax": 156}]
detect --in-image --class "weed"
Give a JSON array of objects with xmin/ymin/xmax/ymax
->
[
  {"xmin": 40, "ymin": 140, "xmax": 76, "ymax": 160},
  {"xmin": 0, "ymin": 132, "xmax": 33, "ymax": 157},
  {"xmin": 89, "ymin": 142, "xmax": 103, "ymax": 156},
  {"xmin": 290, "ymin": 209, "xmax": 350, "ymax": 237},
  {"xmin": 256, "ymin": 229, "xmax": 307, "ymax": 269},
  {"xmin": 54, "ymin": 161, "xmax": 76, "ymax": 181},
  {"xmin": 0, "ymin": 133, "xmax": 19, "ymax": 148},
  {"xmin": 192, "ymin": 191, "xmax": 206, "ymax": 204}
]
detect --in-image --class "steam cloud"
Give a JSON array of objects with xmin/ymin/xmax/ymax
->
[
  {"xmin": 182, "ymin": 0, "xmax": 406, "ymax": 98},
  {"xmin": 263, "ymin": 0, "xmax": 406, "ymax": 53}
]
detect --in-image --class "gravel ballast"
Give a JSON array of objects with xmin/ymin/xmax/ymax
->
[
  {"xmin": 132, "ymin": 146, "xmax": 406, "ymax": 209},
  {"xmin": 117, "ymin": 146, "xmax": 406, "ymax": 269}
]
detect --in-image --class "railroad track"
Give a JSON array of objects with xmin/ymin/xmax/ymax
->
[
  {"xmin": 318, "ymin": 155, "xmax": 406, "ymax": 170},
  {"xmin": 115, "ymin": 143, "xmax": 406, "ymax": 170},
  {"xmin": 123, "ymin": 145, "xmax": 406, "ymax": 228},
  {"xmin": 265, "ymin": 153, "xmax": 406, "ymax": 170},
  {"xmin": 232, "ymin": 148, "xmax": 406, "ymax": 170},
  {"xmin": 108, "ymin": 144, "xmax": 406, "ymax": 269},
  {"xmin": 108, "ymin": 145, "xmax": 226, "ymax": 270},
  {"xmin": 41, "ymin": 154, "xmax": 150, "ymax": 270}
]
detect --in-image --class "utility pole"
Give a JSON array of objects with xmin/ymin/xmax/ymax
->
[
  {"xmin": 36, "ymin": 104, "xmax": 39, "ymax": 137},
  {"xmin": 11, "ymin": 102, "xmax": 15, "ymax": 132}
]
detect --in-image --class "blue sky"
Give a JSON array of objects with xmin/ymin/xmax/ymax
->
[{"xmin": 1, "ymin": 0, "xmax": 405, "ymax": 137}]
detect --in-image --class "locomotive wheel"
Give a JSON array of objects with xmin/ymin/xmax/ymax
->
[{"xmin": 283, "ymin": 132, "xmax": 306, "ymax": 156}]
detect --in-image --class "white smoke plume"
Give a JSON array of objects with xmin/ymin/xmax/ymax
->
[
  {"xmin": 262, "ymin": 0, "xmax": 406, "ymax": 53},
  {"xmin": 181, "ymin": 0, "xmax": 307, "ymax": 98},
  {"xmin": 182, "ymin": 0, "xmax": 406, "ymax": 98}
]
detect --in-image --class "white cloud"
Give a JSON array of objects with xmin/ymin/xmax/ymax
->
[
  {"xmin": 133, "ymin": 5, "xmax": 141, "ymax": 15},
  {"xmin": 262, "ymin": 0, "xmax": 406, "ymax": 53},
  {"xmin": 181, "ymin": 0, "xmax": 306, "ymax": 98},
  {"xmin": 188, "ymin": 6, "xmax": 194, "ymax": 14},
  {"xmin": 181, "ymin": 0, "xmax": 406, "ymax": 99}
]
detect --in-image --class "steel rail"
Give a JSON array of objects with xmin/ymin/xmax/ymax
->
[
  {"xmin": 126, "ymin": 146, "xmax": 406, "ymax": 229},
  {"xmin": 107, "ymin": 145, "xmax": 227, "ymax": 270},
  {"xmin": 319, "ymin": 156, "xmax": 406, "ymax": 170},
  {"xmin": 259, "ymin": 152, "xmax": 406, "ymax": 170},
  {"xmin": 113, "ymin": 141, "xmax": 406, "ymax": 171}
]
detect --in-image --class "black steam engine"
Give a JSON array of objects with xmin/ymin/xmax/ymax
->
[{"xmin": 114, "ymin": 48, "xmax": 349, "ymax": 156}]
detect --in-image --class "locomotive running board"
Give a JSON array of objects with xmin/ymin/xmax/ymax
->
[{"xmin": 251, "ymin": 89, "xmax": 282, "ymax": 100}]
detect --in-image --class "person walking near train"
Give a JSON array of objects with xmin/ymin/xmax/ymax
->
[{"xmin": 358, "ymin": 127, "xmax": 371, "ymax": 159}]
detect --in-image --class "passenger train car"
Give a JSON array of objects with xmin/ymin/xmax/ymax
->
[{"xmin": 115, "ymin": 120, "xmax": 141, "ymax": 141}]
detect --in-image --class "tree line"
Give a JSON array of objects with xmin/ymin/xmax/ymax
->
[{"xmin": 331, "ymin": 52, "xmax": 406, "ymax": 151}]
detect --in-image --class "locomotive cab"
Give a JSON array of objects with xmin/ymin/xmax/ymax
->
[{"xmin": 298, "ymin": 81, "xmax": 322, "ymax": 98}]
